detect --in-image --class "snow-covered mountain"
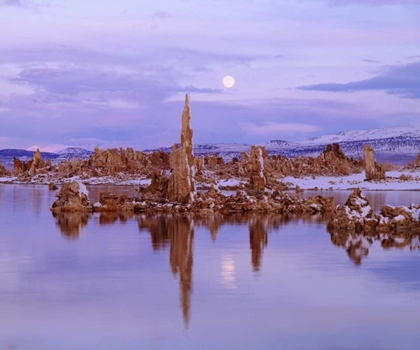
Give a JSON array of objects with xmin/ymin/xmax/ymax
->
[
  {"xmin": 293, "ymin": 127, "xmax": 420, "ymax": 164},
  {"xmin": 55, "ymin": 147, "xmax": 94, "ymax": 163},
  {"xmin": 304, "ymin": 127, "xmax": 420, "ymax": 145},
  {"xmin": 264, "ymin": 140, "xmax": 297, "ymax": 148},
  {"xmin": 144, "ymin": 143, "xmax": 252, "ymax": 162},
  {"xmin": 56, "ymin": 147, "xmax": 94, "ymax": 157},
  {"xmin": 0, "ymin": 147, "xmax": 93, "ymax": 170}
]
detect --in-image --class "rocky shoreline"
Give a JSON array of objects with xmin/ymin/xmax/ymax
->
[{"xmin": 1, "ymin": 94, "xmax": 419, "ymax": 240}]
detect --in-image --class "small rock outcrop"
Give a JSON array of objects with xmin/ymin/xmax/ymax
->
[
  {"xmin": 29, "ymin": 148, "xmax": 45, "ymax": 176},
  {"xmin": 0, "ymin": 160, "xmax": 10, "ymax": 176},
  {"xmin": 48, "ymin": 182, "xmax": 58, "ymax": 190},
  {"xmin": 363, "ymin": 145, "xmax": 385, "ymax": 181},
  {"xmin": 13, "ymin": 157, "xmax": 32, "ymax": 176},
  {"xmin": 50, "ymin": 181, "xmax": 92, "ymax": 212},
  {"xmin": 327, "ymin": 188, "xmax": 375, "ymax": 234},
  {"xmin": 328, "ymin": 188, "xmax": 420, "ymax": 236},
  {"xmin": 141, "ymin": 170, "xmax": 169, "ymax": 200},
  {"xmin": 167, "ymin": 94, "xmax": 196, "ymax": 203},
  {"xmin": 248, "ymin": 146, "xmax": 266, "ymax": 191},
  {"xmin": 327, "ymin": 189, "xmax": 420, "ymax": 264}
]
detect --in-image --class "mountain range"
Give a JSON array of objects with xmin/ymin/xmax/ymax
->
[{"xmin": 1, "ymin": 127, "xmax": 419, "ymax": 171}]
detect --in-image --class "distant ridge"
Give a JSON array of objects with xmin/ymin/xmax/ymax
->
[
  {"xmin": 0, "ymin": 147, "xmax": 93, "ymax": 170},
  {"xmin": 144, "ymin": 128, "xmax": 419, "ymax": 164},
  {"xmin": 303, "ymin": 127, "xmax": 420, "ymax": 145}
]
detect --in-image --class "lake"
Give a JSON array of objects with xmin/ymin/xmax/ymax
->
[{"xmin": 1, "ymin": 184, "xmax": 420, "ymax": 350}]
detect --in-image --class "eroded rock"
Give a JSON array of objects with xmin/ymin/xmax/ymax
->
[
  {"xmin": 0, "ymin": 160, "xmax": 10, "ymax": 176},
  {"xmin": 50, "ymin": 181, "xmax": 92, "ymax": 212},
  {"xmin": 328, "ymin": 188, "xmax": 420, "ymax": 242},
  {"xmin": 363, "ymin": 145, "xmax": 385, "ymax": 181},
  {"xmin": 29, "ymin": 148, "xmax": 45, "ymax": 176},
  {"xmin": 167, "ymin": 94, "xmax": 196, "ymax": 203}
]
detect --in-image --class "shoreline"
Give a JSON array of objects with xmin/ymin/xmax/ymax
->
[{"xmin": 1, "ymin": 169, "xmax": 419, "ymax": 192}]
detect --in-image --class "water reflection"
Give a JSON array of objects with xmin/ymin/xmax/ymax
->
[
  {"xmin": 51, "ymin": 210, "xmax": 420, "ymax": 326},
  {"xmin": 52, "ymin": 212, "xmax": 91, "ymax": 239},
  {"xmin": 98, "ymin": 211, "xmax": 133, "ymax": 225},
  {"xmin": 249, "ymin": 217, "xmax": 268, "ymax": 271},
  {"xmin": 138, "ymin": 215, "xmax": 194, "ymax": 327},
  {"xmin": 328, "ymin": 229, "xmax": 420, "ymax": 265}
]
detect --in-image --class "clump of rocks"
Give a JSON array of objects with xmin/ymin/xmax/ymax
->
[
  {"xmin": 50, "ymin": 181, "xmax": 92, "ymax": 212},
  {"xmin": 0, "ymin": 160, "xmax": 10, "ymax": 176},
  {"xmin": 51, "ymin": 180, "xmax": 336, "ymax": 215},
  {"xmin": 327, "ymin": 188, "xmax": 420, "ymax": 235},
  {"xmin": 327, "ymin": 188, "xmax": 420, "ymax": 264}
]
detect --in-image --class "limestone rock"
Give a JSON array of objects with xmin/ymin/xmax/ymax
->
[
  {"xmin": 13, "ymin": 157, "xmax": 32, "ymax": 176},
  {"xmin": 363, "ymin": 145, "xmax": 385, "ymax": 180},
  {"xmin": 50, "ymin": 181, "xmax": 92, "ymax": 212},
  {"xmin": 0, "ymin": 160, "xmax": 10, "ymax": 176},
  {"xmin": 328, "ymin": 188, "xmax": 420, "ymax": 238},
  {"xmin": 167, "ymin": 94, "xmax": 196, "ymax": 203},
  {"xmin": 327, "ymin": 188, "xmax": 374, "ymax": 233},
  {"xmin": 29, "ymin": 148, "xmax": 45, "ymax": 176},
  {"xmin": 142, "ymin": 170, "xmax": 169, "ymax": 199},
  {"xmin": 248, "ymin": 146, "xmax": 266, "ymax": 191},
  {"xmin": 194, "ymin": 156, "xmax": 204, "ymax": 175},
  {"xmin": 48, "ymin": 182, "xmax": 58, "ymax": 190}
]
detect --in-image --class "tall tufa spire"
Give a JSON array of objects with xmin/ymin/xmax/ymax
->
[{"xmin": 167, "ymin": 94, "xmax": 196, "ymax": 203}]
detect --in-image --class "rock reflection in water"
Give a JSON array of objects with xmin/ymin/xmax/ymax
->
[
  {"xmin": 249, "ymin": 217, "xmax": 268, "ymax": 272},
  {"xmin": 329, "ymin": 228, "xmax": 420, "ymax": 265},
  {"xmin": 138, "ymin": 215, "xmax": 194, "ymax": 327},
  {"xmin": 52, "ymin": 212, "xmax": 91, "ymax": 239},
  {"xmin": 51, "ymin": 210, "xmax": 420, "ymax": 328},
  {"xmin": 98, "ymin": 211, "xmax": 134, "ymax": 225}
]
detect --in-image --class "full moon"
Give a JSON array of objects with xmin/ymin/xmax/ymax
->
[{"xmin": 222, "ymin": 75, "xmax": 235, "ymax": 88}]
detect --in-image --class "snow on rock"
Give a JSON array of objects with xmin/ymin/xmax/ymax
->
[
  {"xmin": 218, "ymin": 179, "xmax": 244, "ymax": 187},
  {"xmin": 328, "ymin": 188, "xmax": 420, "ymax": 236},
  {"xmin": 50, "ymin": 181, "xmax": 92, "ymax": 212},
  {"xmin": 283, "ymin": 170, "xmax": 420, "ymax": 191},
  {"xmin": 327, "ymin": 188, "xmax": 420, "ymax": 264}
]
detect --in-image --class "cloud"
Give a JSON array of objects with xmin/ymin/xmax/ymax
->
[
  {"xmin": 0, "ymin": 0, "xmax": 23, "ymax": 6},
  {"xmin": 151, "ymin": 11, "xmax": 172, "ymax": 19},
  {"xmin": 297, "ymin": 61, "xmax": 420, "ymax": 99},
  {"xmin": 8, "ymin": 67, "xmax": 220, "ymax": 104},
  {"xmin": 363, "ymin": 59, "xmax": 380, "ymax": 64},
  {"xmin": 241, "ymin": 122, "xmax": 321, "ymax": 136},
  {"xmin": 319, "ymin": 0, "xmax": 419, "ymax": 6}
]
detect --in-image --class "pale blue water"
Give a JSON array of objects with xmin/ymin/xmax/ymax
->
[{"xmin": 0, "ymin": 184, "xmax": 420, "ymax": 350}]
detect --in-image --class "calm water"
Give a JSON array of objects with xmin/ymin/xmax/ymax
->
[{"xmin": 1, "ymin": 184, "xmax": 420, "ymax": 350}]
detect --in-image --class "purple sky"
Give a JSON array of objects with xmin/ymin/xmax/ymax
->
[{"xmin": 0, "ymin": 0, "xmax": 419, "ymax": 151}]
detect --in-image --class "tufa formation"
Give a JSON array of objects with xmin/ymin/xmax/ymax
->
[
  {"xmin": 363, "ymin": 145, "xmax": 386, "ymax": 181},
  {"xmin": 167, "ymin": 94, "xmax": 196, "ymax": 203}
]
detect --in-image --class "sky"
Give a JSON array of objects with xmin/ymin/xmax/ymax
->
[{"xmin": 0, "ymin": 0, "xmax": 419, "ymax": 152}]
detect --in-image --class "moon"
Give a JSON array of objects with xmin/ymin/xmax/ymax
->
[{"xmin": 222, "ymin": 75, "xmax": 235, "ymax": 88}]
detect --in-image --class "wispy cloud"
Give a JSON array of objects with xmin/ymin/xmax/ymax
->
[
  {"xmin": 0, "ymin": 0, "xmax": 23, "ymax": 6},
  {"xmin": 151, "ymin": 11, "xmax": 172, "ymax": 19},
  {"xmin": 319, "ymin": 0, "xmax": 419, "ymax": 6},
  {"xmin": 297, "ymin": 61, "xmax": 420, "ymax": 99},
  {"xmin": 363, "ymin": 59, "xmax": 380, "ymax": 64}
]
